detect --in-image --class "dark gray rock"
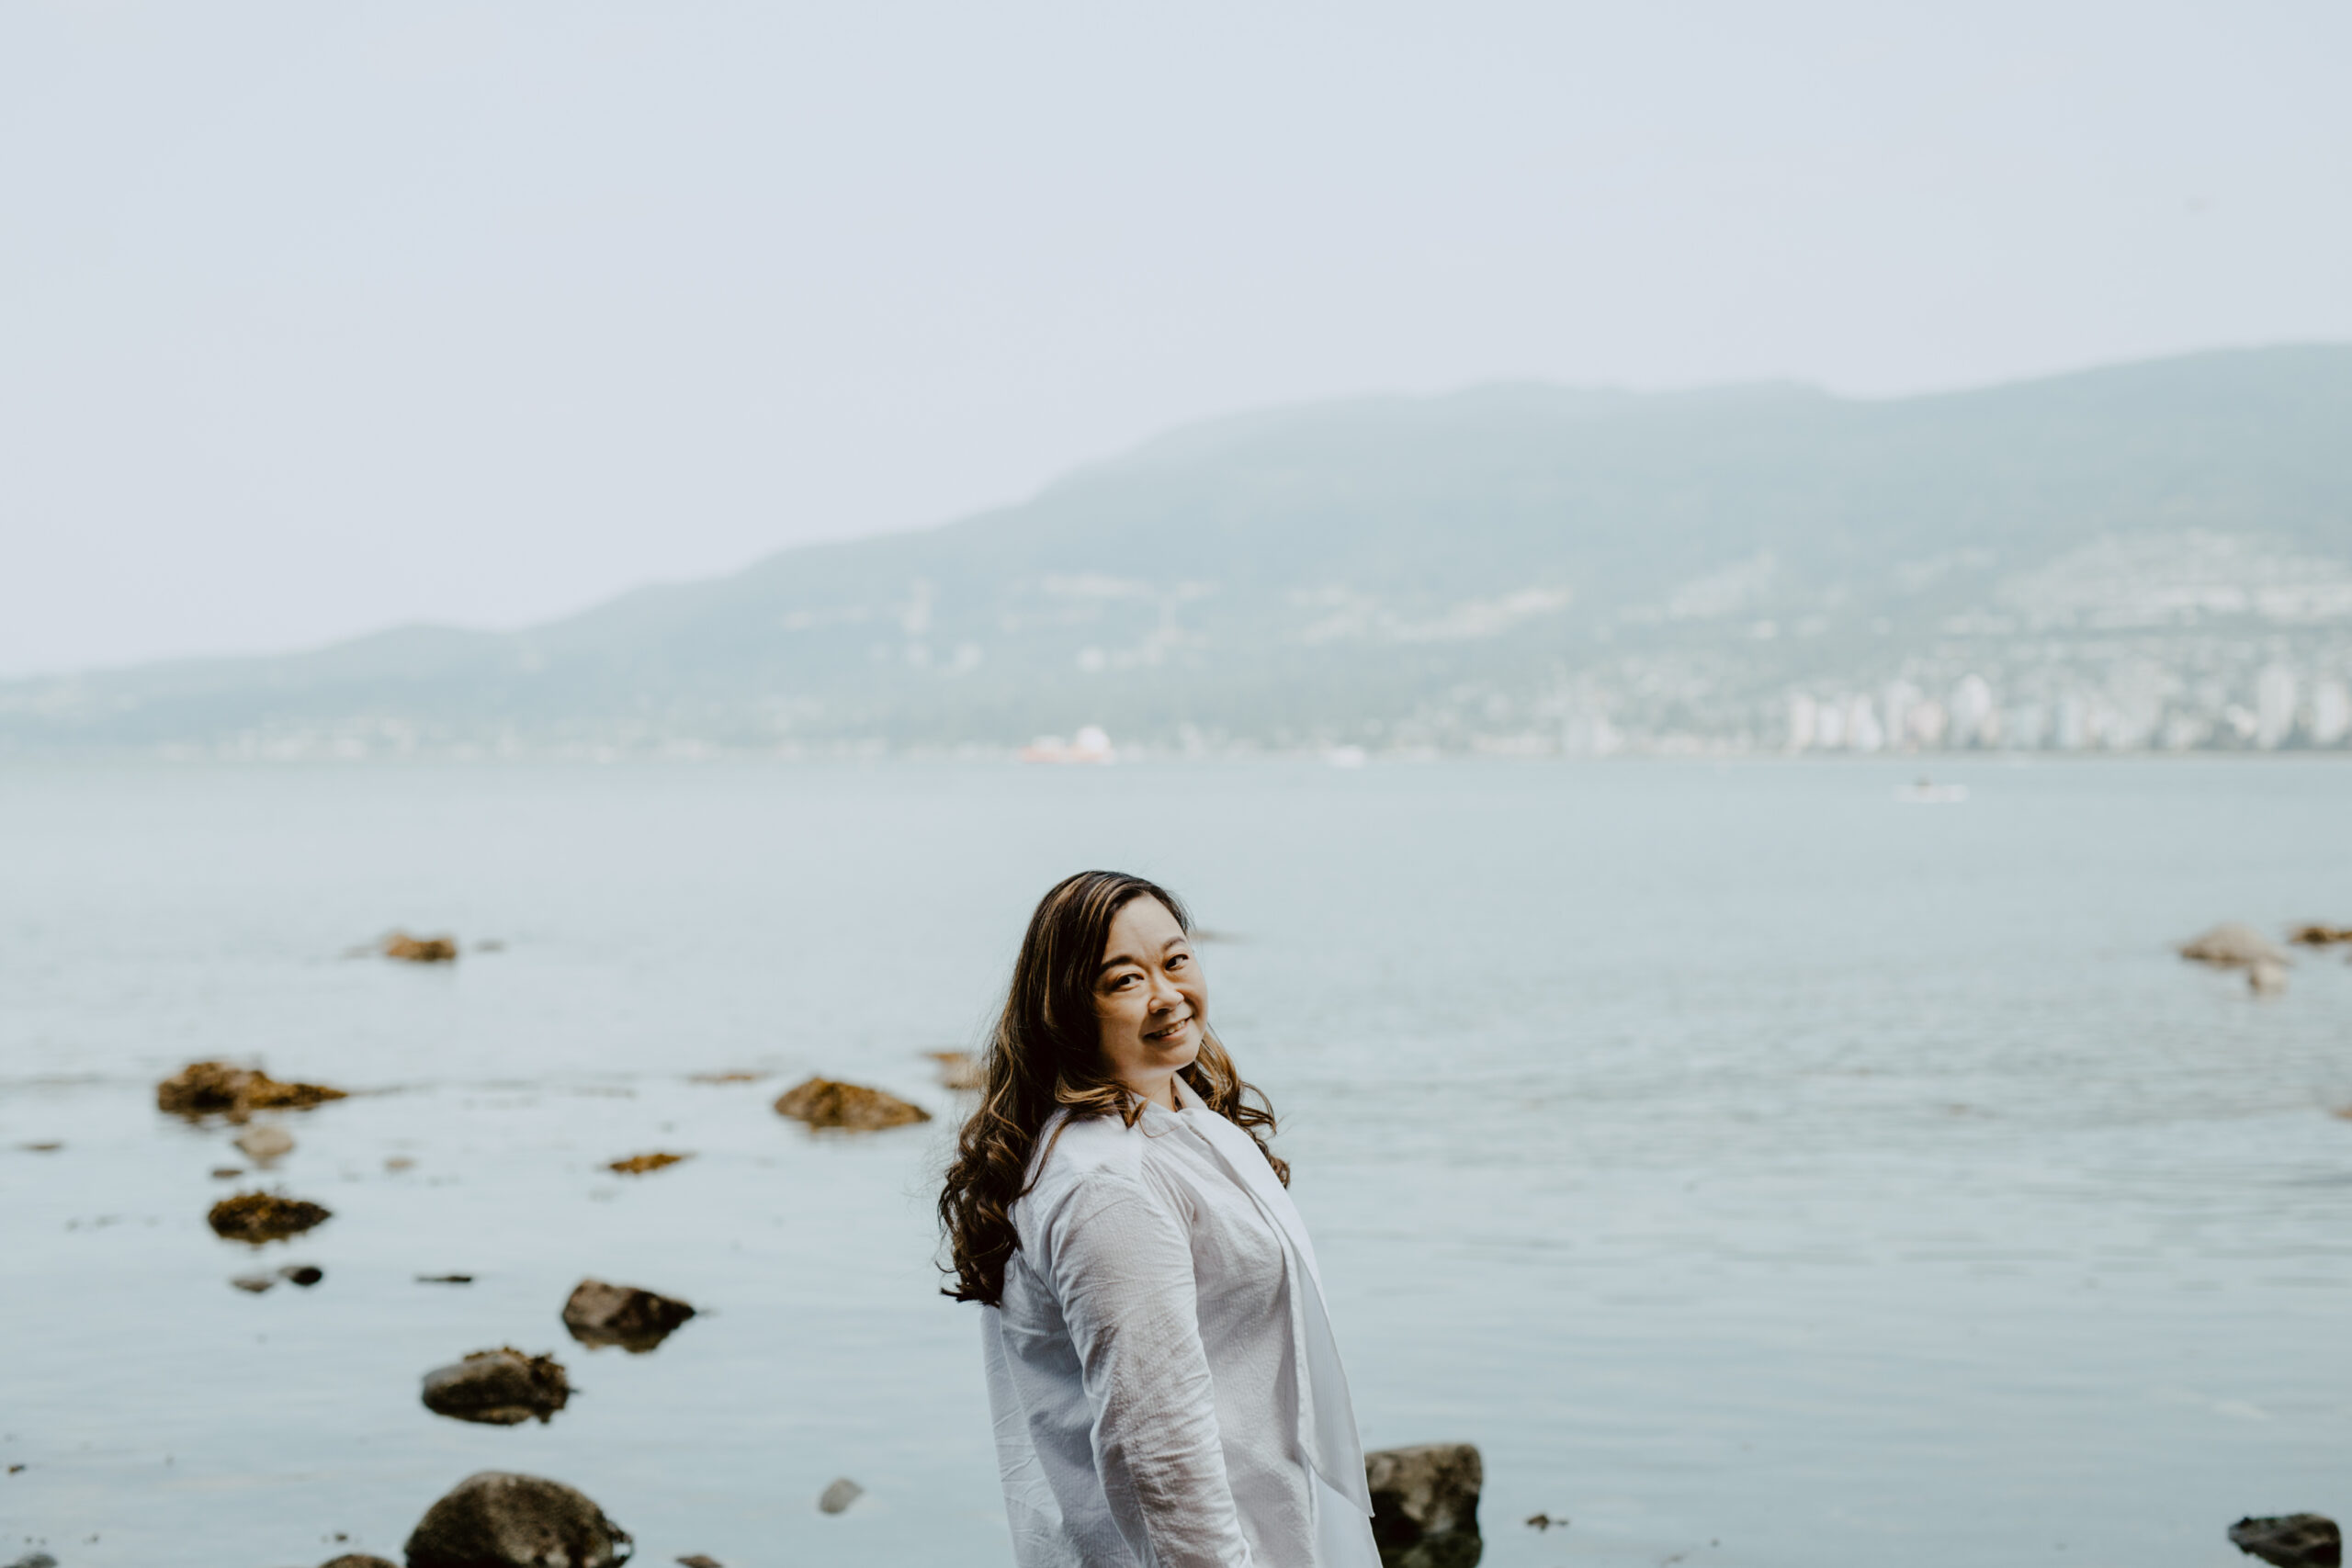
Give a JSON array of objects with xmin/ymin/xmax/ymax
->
[
  {"xmin": 8, "ymin": 1553, "xmax": 60, "ymax": 1568},
  {"xmin": 2230, "ymin": 1515, "xmax": 2342, "ymax": 1568},
  {"xmin": 562, "ymin": 1279, "xmax": 695, "ymax": 1352},
  {"xmin": 404, "ymin": 1471, "xmax": 631, "ymax": 1568},
  {"xmin": 818, "ymin": 1477, "xmax": 863, "ymax": 1515},
  {"xmin": 1366, "ymin": 1443, "xmax": 1482, "ymax": 1564},
  {"xmin": 420, "ymin": 1348, "xmax": 571, "ymax": 1426}
]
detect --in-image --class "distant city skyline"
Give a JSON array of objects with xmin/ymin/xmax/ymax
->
[{"xmin": 3, "ymin": 1, "xmax": 2348, "ymax": 677}]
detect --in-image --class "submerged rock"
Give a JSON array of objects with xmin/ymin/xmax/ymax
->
[
  {"xmin": 421, "ymin": 1348, "xmax": 571, "ymax": 1426},
  {"xmin": 2179, "ymin": 923, "xmax": 2289, "ymax": 969},
  {"xmin": 606, "ymin": 1152, "xmax": 690, "ymax": 1176},
  {"xmin": 2288, "ymin": 924, "xmax": 2352, "ymax": 947},
  {"xmin": 818, "ymin": 1477, "xmax": 864, "ymax": 1515},
  {"xmin": 232, "ymin": 1124, "xmax": 295, "ymax": 1163},
  {"xmin": 2229, "ymin": 1514, "xmax": 2342, "ymax": 1568},
  {"xmin": 208, "ymin": 1191, "xmax": 332, "ymax": 1242},
  {"xmin": 383, "ymin": 931, "xmax": 459, "ymax": 963},
  {"xmin": 926, "ymin": 1051, "xmax": 985, "ymax": 1090},
  {"xmin": 230, "ymin": 1272, "xmax": 277, "ymax": 1292},
  {"xmin": 158, "ymin": 1060, "xmax": 346, "ymax": 1120},
  {"xmin": 1366, "ymin": 1443, "xmax": 1483, "ymax": 1557},
  {"xmin": 405, "ymin": 1471, "xmax": 630, "ymax": 1568},
  {"xmin": 563, "ymin": 1279, "xmax": 696, "ymax": 1352},
  {"xmin": 2250, "ymin": 959, "xmax": 2290, "ymax": 995},
  {"xmin": 320, "ymin": 1556, "xmax": 399, "ymax": 1568},
  {"xmin": 775, "ymin": 1077, "xmax": 931, "ymax": 1131},
  {"xmin": 676, "ymin": 1557, "xmax": 725, "ymax": 1568}
]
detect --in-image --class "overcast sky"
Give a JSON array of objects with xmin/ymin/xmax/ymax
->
[{"xmin": 3, "ymin": 1, "xmax": 2346, "ymax": 675}]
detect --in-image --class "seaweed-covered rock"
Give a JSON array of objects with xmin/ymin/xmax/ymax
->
[
  {"xmin": 421, "ymin": 1348, "xmax": 571, "ymax": 1426},
  {"xmin": 774, "ymin": 1077, "xmax": 930, "ymax": 1131},
  {"xmin": 158, "ymin": 1061, "xmax": 346, "ymax": 1119},
  {"xmin": 2180, "ymin": 923, "xmax": 2289, "ymax": 969},
  {"xmin": 1366, "ymin": 1443, "xmax": 1483, "ymax": 1551},
  {"xmin": 562, "ymin": 1279, "xmax": 696, "ymax": 1352},
  {"xmin": 605, "ymin": 1152, "xmax": 690, "ymax": 1176},
  {"xmin": 405, "ymin": 1472, "xmax": 630, "ymax": 1568},
  {"xmin": 2229, "ymin": 1514, "xmax": 2341, "ymax": 1568},
  {"xmin": 208, "ymin": 1190, "xmax": 332, "ymax": 1242},
  {"xmin": 383, "ymin": 931, "xmax": 459, "ymax": 963}
]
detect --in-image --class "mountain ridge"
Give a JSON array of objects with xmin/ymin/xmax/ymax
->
[{"xmin": 9, "ymin": 344, "xmax": 2352, "ymax": 756}]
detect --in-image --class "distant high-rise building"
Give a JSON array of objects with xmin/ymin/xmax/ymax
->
[
  {"xmin": 2256, "ymin": 664, "xmax": 2298, "ymax": 749},
  {"xmin": 2311, "ymin": 680, "xmax": 2351, "ymax": 748},
  {"xmin": 1787, "ymin": 694, "xmax": 1818, "ymax": 752},
  {"xmin": 1950, "ymin": 675, "xmax": 1996, "ymax": 748},
  {"xmin": 1848, "ymin": 696, "xmax": 1883, "ymax": 753},
  {"xmin": 1881, "ymin": 682, "xmax": 1919, "ymax": 751},
  {"xmin": 1816, "ymin": 701, "xmax": 1848, "ymax": 750},
  {"xmin": 2052, "ymin": 696, "xmax": 2087, "ymax": 750}
]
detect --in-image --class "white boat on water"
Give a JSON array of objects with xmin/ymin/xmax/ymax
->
[{"xmin": 1896, "ymin": 778, "xmax": 1968, "ymax": 805}]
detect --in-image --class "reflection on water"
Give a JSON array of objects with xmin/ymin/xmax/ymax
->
[{"xmin": 3, "ymin": 759, "xmax": 2350, "ymax": 1565}]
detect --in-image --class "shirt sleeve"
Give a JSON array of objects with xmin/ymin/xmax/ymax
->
[{"xmin": 1042, "ymin": 1169, "xmax": 1254, "ymax": 1568}]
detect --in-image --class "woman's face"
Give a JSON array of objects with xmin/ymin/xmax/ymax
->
[{"xmin": 1091, "ymin": 896, "xmax": 1204, "ymax": 1105}]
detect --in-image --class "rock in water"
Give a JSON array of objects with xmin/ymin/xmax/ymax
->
[
  {"xmin": 157, "ymin": 1060, "xmax": 347, "ymax": 1119},
  {"xmin": 2229, "ymin": 1514, "xmax": 2342, "ymax": 1567},
  {"xmin": 676, "ymin": 1557, "xmax": 725, "ymax": 1568},
  {"xmin": 209, "ymin": 1191, "xmax": 332, "ymax": 1242},
  {"xmin": 281, "ymin": 1263, "xmax": 324, "ymax": 1286},
  {"xmin": 606, "ymin": 1152, "xmax": 691, "ymax": 1176},
  {"xmin": 1366, "ymin": 1444, "xmax": 1484, "ymax": 1551},
  {"xmin": 320, "ymin": 1556, "xmax": 400, "ymax": 1567},
  {"xmin": 8, "ymin": 1554, "xmax": 61, "ymax": 1568},
  {"xmin": 818, "ymin": 1477, "xmax": 864, "ymax": 1514},
  {"xmin": 420, "ymin": 1348, "xmax": 571, "ymax": 1425},
  {"xmin": 383, "ymin": 931, "xmax": 459, "ymax": 963},
  {"xmin": 233, "ymin": 1123, "xmax": 296, "ymax": 1163},
  {"xmin": 405, "ymin": 1472, "xmax": 630, "ymax": 1568},
  {"xmin": 2288, "ymin": 923, "xmax": 2352, "ymax": 947},
  {"xmin": 562, "ymin": 1279, "xmax": 697, "ymax": 1352},
  {"xmin": 2250, "ymin": 959, "xmax": 2290, "ymax": 995},
  {"xmin": 926, "ymin": 1050, "xmax": 986, "ymax": 1090},
  {"xmin": 774, "ymin": 1077, "xmax": 931, "ymax": 1131},
  {"xmin": 2179, "ymin": 923, "xmax": 2290, "ymax": 969}
]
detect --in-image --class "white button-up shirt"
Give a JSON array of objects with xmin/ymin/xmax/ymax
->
[{"xmin": 981, "ymin": 1076, "xmax": 1381, "ymax": 1568}]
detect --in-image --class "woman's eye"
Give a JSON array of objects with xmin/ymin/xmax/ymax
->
[{"xmin": 1168, "ymin": 953, "xmax": 1188, "ymax": 970}]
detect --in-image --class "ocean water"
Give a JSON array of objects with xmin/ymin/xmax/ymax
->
[{"xmin": 4, "ymin": 759, "xmax": 2349, "ymax": 1568}]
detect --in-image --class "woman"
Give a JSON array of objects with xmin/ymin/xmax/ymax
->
[{"xmin": 940, "ymin": 870, "xmax": 1380, "ymax": 1568}]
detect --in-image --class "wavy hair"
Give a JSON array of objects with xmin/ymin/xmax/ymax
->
[{"xmin": 938, "ymin": 869, "xmax": 1285, "ymax": 1306}]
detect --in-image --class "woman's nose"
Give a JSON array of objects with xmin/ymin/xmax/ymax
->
[{"xmin": 1147, "ymin": 970, "xmax": 1182, "ymax": 1010}]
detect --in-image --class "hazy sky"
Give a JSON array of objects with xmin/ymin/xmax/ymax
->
[{"xmin": 4, "ymin": 1, "xmax": 2346, "ymax": 676}]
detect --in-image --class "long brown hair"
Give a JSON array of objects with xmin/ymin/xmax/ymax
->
[{"xmin": 938, "ymin": 870, "xmax": 1286, "ymax": 1306}]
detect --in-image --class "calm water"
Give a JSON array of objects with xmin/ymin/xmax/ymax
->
[{"xmin": 5, "ymin": 760, "xmax": 2350, "ymax": 1568}]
